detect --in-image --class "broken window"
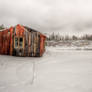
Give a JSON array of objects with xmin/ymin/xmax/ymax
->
[{"xmin": 14, "ymin": 37, "xmax": 24, "ymax": 48}]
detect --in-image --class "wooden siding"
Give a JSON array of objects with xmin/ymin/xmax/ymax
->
[
  {"xmin": 0, "ymin": 29, "xmax": 11, "ymax": 55},
  {"xmin": 0, "ymin": 24, "xmax": 46, "ymax": 57}
]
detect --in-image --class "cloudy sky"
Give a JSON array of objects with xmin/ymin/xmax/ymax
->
[{"xmin": 0, "ymin": 0, "xmax": 92, "ymax": 35}]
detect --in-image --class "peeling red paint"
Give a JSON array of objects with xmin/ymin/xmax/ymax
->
[{"xmin": 0, "ymin": 24, "xmax": 46, "ymax": 57}]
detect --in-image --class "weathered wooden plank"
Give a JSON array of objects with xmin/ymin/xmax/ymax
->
[
  {"xmin": 36, "ymin": 32, "xmax": 40, "ymax": 56},
  {"xmin": 28, "ymin": 32, "xmax": 31, "ymax": 56},
  {"xmin": 33, "ymin": 32, "xmax": 36, "ymax": 56},
  {"xmin": 0, "ymin": 32, "xmax": 3, "ymax": 54},
  {"xmin": 10, "ymin": 27, "xmax": 14, "ymax": 55},
  {"xmin": 30, "ymin": 32, "xmax": 33, "ymax": 56},
  {"xmin": 35, "ymin": 32, "xmax": 39, "ymax": 56}
]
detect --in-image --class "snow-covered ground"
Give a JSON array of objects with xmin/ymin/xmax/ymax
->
[
  {"xmin": 0, "ymin": 47, "xmax": 92, "ymax": 92},
  {"xmin": 46, "ymin": 40, "xmax": 92, "ymax": 50}
]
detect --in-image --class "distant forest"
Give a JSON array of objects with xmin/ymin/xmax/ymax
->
[{"xmin": 46, "ymin": 32, "xmax": 92, "ymax": 41}]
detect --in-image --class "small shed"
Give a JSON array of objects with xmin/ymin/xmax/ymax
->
[{"xmin": 0, "ymin": 24, "xmax": 46, "ymax": 57}]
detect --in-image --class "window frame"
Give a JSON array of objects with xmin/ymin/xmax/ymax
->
[
  {"xmin": 19, "ymin": 37, "xmax": 23, "ymax": 48},
  {"xmin": 14, "ymin": 36, "xmax": 18, "ymax": 48},
  {"xmin": 14, "ymin": 36, "xmax": 24, "ymax": 49}
]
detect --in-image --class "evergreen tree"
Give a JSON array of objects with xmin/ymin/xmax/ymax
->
[{"xmin": 0, "ymin": 24, "xmax": 5, "ymax": 30}]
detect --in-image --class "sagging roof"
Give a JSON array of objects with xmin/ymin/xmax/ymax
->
[
  {"xmin": 24, "ymin": 26, "xmax": 37, "ymax": 32},
  {"xmin": 23, "ymin": 25, "xmax": 46, "ymax": 37}
]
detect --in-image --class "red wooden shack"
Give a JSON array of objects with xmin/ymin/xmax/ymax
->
[{"xmin": 0, "ymin": 24, "xmax": 46, "ymax": 57}]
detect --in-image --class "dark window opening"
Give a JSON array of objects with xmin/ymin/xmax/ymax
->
[
  {"xmin": 15, "ymin": 37, "xmax": 18, "ymax": 48},
  {"xmin": 19, "ymin": 37, "xmax": 23, "ymax": 48}
]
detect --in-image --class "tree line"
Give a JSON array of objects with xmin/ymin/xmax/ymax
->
[{"xmin": 46, "ymin": 32, "xmax": 92, "ymax": 41}]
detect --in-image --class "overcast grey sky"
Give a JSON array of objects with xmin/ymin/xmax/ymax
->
[{"xmin": 0, "ymin": 0, "xmax": 92, "ymax": 34}]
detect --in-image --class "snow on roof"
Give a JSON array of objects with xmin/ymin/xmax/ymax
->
[{"xmin": 0, "ymin": 29, "xmax": 6, "ymax": 32}]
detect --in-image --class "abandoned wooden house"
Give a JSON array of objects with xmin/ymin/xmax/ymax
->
[{"xmin": 0, "ymin": 24, "xmax": 46, "ymax": 57}]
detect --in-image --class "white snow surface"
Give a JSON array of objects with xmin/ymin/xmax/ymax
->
[{"xmin": 0, "ymin": 47, "xmax": 92, "ymax": 92}]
